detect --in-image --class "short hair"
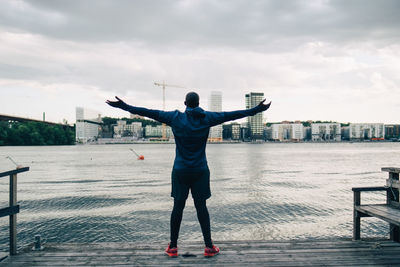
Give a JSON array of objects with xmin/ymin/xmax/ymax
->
[{"xmin": 185, "ymin": 92, "xmax": 199, "ymax": 108}]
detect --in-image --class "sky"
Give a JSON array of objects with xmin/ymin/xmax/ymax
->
[{"xmin": 1, "ymin": 0, "xmax": 400, "ymax": 124}]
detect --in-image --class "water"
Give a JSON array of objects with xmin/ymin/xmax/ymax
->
[{"xmin": 1, "ymin": 142, "xmax": 399, "ymax": 251}]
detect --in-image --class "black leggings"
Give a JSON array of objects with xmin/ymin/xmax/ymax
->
[{"xmin": 170, "ymin": 198, "xmax": 212, "ymax": 248}]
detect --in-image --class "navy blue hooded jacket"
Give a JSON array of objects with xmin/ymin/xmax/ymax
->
[{"xmin": 120, "ymin": 103, "xmax": 265, "ymax": 170}]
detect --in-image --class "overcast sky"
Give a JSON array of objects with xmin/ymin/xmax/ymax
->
[{"xmin": 1, "ymin": 0, "xmax": 400, "ymax": 124}]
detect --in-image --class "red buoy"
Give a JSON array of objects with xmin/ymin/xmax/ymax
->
[{"xmin": 138, "ymin": 155, "xmax": 144, "ymax": 160}]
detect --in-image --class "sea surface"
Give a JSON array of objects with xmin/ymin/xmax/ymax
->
[{"xmin": 1, "ymin": 142, "xmax": 399, "ymax": 251}]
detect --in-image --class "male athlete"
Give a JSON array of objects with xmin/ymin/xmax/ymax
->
[{"xmin": 106, "ymin": 92, "xmax": 271, "ymax": 257}]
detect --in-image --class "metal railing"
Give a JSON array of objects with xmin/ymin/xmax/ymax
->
[{"xmin": 0, "ymin": 167, "xmax": 29, "ymax": 255}]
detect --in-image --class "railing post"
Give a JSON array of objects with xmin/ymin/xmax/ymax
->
[
  {"xmin": 9, "ymin": 173, "xmax": 17, "ymax": 255},
  {"xmin": 388, "ymin": 171, "xmax": 400, "ymax": 242},
  {"xmin": 353, "ymin": 190, "xmax": 361, "ymax": 240}
]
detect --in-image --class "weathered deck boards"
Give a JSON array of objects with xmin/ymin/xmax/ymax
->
[{"xmin": 2, "ymin": 240, "xmax": 400, "ymax": 266}]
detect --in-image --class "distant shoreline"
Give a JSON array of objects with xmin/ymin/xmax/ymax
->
[{"xmin": 82, "ymin": 139, "xmax": 398, "ymax": 145}]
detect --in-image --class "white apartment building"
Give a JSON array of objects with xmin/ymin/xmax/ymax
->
[
  {"xmin": 145, "ymin": 125, "xmax": 172, "ymax": 138},
  {"xmin": 208, "ymin": 91, "xmax": 223, "ymax": 142},
  {"xmin": 349, "ymin": 123, "xmax": 385, "ymax": 140},
  {"xmin": 231, "ymin": 123, "xmax": 241, "ymax": 140},
  {"xmin": 271, "ymin": 123, "xmax": 291, "ymax": 141},
  {"xmin": 246, "ymin": 92, "xmax": 264, "ymax": 140},
  {"xmin": 75, "ymin": 107, "xmax": 102, "ymax": 143},
  {"xmin": 291, "ymin": 123, "xmax": 304, "ymax": 141},
  {"xmin": 271, "ymin": 123, "xmax": 304, "ymax": 141},
  {"xmin": 311, "ymin": 123, "xmax": 341, "ymax": 141},
  {"xmin": 113, "ymin": 120, "xmax": 143, "ymax": 138}
]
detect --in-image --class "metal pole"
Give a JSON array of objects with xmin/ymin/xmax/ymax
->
[{"xmin": 9, "ymin": 174, "xmax": 17, "ymax": 255}]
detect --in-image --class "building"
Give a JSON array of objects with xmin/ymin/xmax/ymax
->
[
  {"xmin": 222, "ymin": 123, "xmax": 241, "ymax": 141},
  {"xmin": 270, "ymin": 122, "xmax": 304, "ymax": 141},
  {"xmin": 245, "ymin": 92, "xmax": 264, "ymax": 140},
  {"xmin": 113, "ymin": 120, "xmax": 142, "ymax": 139},
  {"xmin": 208, "ymin": 91, "xmax": 223, "ymax": 142},
  {"xmin": 144, "ymin": 125, "xmax": 172, "ymax": 138},
  {"xmin": 271, "ymin": 123, "xmax": 291, "ymax": 141},
  {"xmin": 291, "ymin": 123, "xmax": 304, "ymax": 141},
  {"xmin": 349, "ymin": 123, "xmax": 385, "ymax": 140},
  {"xmin": 385, "ymin": 124, "xmax": 400, "ymax": 140},
  {"xmin": 311, "ymin": 123, "xmax": 341, "ymax": 141},
  {"xmin": 75, "ymin": 107, "xmax": 102, "ymax": 143}
]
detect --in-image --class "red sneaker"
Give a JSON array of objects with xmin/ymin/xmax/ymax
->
[
  {"xmin": 204, "ymin": 245, "xmax": 220, "ymax": 257},
  {"xmin": 165, "ymin": 243, "xmax": 178, "ymax": 257}
]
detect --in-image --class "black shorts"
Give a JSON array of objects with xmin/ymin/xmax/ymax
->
[{"xmin": 171, "ymin": 167, "xmax": 211, "ymax": 200}]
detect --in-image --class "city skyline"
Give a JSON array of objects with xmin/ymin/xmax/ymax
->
[{"xmin": 1, "ymin": 1, "xmax": 400, "ymax": 124}]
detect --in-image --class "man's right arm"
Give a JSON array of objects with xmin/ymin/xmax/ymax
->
[{"xmin": 106, "ymin": 96, "xmax": 176, "ymax": 125}]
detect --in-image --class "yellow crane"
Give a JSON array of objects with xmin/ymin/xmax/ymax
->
[{"xmin": 154, "ymin": 81, "xmax": 186, "ymax": 139}]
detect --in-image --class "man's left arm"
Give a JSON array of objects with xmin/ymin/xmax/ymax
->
[{"xmin": 207, "ymin": 99, "xmax": 271, "ymax": 127}]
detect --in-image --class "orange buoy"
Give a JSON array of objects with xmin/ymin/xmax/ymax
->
[{"xmin": 138, "ymin": 155, "xmax": 144, "ymax": 160}]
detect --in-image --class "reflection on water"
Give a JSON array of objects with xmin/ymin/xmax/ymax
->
[{"xmin": 1, "ymin": 142, "xmax": 399, "ymax": 251}]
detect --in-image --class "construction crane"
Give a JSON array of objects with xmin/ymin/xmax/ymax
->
[{"xmin": 154, "ymin": 81, "xmax": 185, "ymax": 140}]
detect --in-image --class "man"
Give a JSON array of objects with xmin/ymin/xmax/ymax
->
[{"xmin": 106, "ymin": 92, "xmax": 271, "ymax": 257}]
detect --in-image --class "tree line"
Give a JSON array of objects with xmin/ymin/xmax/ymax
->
[{"xmin": 0, "ymin": 121, "xmax": 75, "ymax": 146}]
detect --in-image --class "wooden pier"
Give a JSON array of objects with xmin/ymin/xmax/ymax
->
[{"xmin": 2, "ymin": 239, "xmax": 400, "ymax": 266}]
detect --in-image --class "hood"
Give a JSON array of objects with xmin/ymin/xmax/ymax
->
[{"xmin": 185, "ymin": 107, "xmax": 206, "ymax": 118}]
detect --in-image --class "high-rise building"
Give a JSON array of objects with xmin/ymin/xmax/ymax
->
[
  {"xmin": 208, "ymin": 91, "xmax": 223, "ymax": 142},
  {"xmin": 245, "ymin": 92, "xmax": 264, "ymax": 140},
  {"xmin": 75, "ymin": 107, "xmax": 102, "ymax": 143}
]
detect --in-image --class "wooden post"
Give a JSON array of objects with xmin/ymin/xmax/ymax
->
[
  {"xmin": 9, "ymin": 174, "xmax": 17, "ymax": 255},
  {"xmin": 389, "ymin": 171, "xmax": 400, "ymax": 242},
  {"xmin": 353, "ymin": 191, "xmax": 361, "ymax": 240}
]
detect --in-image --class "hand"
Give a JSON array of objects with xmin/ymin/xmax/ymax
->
[
  {"xmin": 258, "ymin": 99, "xmax": 272, "ymax": 111},
  {"xmin": 106, "ymin": 96, "xmax": 126, "ymax": 108}
]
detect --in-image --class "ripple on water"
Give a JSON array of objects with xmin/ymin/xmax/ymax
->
[{"xmin": 20, "ymin": 196, "xmax": 133, "ymax": 211}]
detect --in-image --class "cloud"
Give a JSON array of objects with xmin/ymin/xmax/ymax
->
[
  {"xmin": 1, "ymin": 0, "xmax": 400, "ymax": 123},
  {"xmin": 1, "ymin": 0, "xmax": 399, "ymax": 48}
]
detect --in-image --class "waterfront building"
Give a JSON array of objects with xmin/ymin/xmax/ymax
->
[
  {"xmin": 208, "ymin": 91, "xmax": 223, "ymax": 142},
  {"xmin": 222, "ymin": 123, "xmax": 241, "ymax": 141},
  {"xmin": 245, "ymin": 92, "xmax": 264, "ymax": 140},
  {"xmin": 231, "ymin": 123, "xmax": 241, "ymax": 140},
  {"xmin": 311, "ymin": 123, "xmax": 341, "ymax": 141},
  {"xmin": 303, "ymin": 126, "xmax": 312, "ymax": 141},
  {"xmin": 240, "ymin": 122, "xmax": 250, "ymax": 141},
  {"xmin": 75, "ymin": 107, "xmax": 102, "ymax": 143},
  {"xmin": 113, "ymin": 120, "xmax": 143, "ymax": 139},
  {"xmin": 144, "ymin": 125, "xmax": 172, "ymax": 138},
  {"xmin": 385, "ymin": 124, "xmax": 400, "ymax": 140},
  {"xmin": 271, "ymin": 123, "xmax": 291, "ymax": 141},
  {"xmin": 349, "ymin": 123, "xmax": 385, "ymax": 140},
  {"xmin": 341, "ymin": 126, "xmax": 350, "ymax": 140},
  {"xmin": 291, "ymin": 123, "xmax": 304, "ymax": 141},
  {"xmin": 271, "ymin": 122, "xmax": 304, "ymax": 141}
]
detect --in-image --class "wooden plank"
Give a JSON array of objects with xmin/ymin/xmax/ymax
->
[
  {"xmin": 0, "ymin": 205, "xmax": 19, "ymax": 218},
  {"xmin": 382, "ymin": 167, "xmax": 400, "ymax": 174},
  {"xmin": 351, "ymin": 186, "xmax": 387, "ymax": 192},
  {"xmin": 2, "ymin": 240, "xmax": 400, "ymax": 266},
  {"xmin": 356, "ymin": 204, "xmax": 400, "ymax": 226},
  {"xmin": 0, "ymin": 167, "xmax": 29, "ymax": 178}
]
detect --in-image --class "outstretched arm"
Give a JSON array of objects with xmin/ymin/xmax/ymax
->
[
  {"xmin": 106, "ymin": 96, "xmax": 175, "ymax": 124},
  {"xmin": 207, "ymin": 99, "xmax": 271, "ymax": 126}
]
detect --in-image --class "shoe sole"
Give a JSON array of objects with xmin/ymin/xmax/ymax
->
[
  {"xmin": 165, "ymin": 252, "xmax": 178, "ymax": 257},
  {"xmin": 204, "ymin": 252, "xmax": 219, "ymax": 257}
]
